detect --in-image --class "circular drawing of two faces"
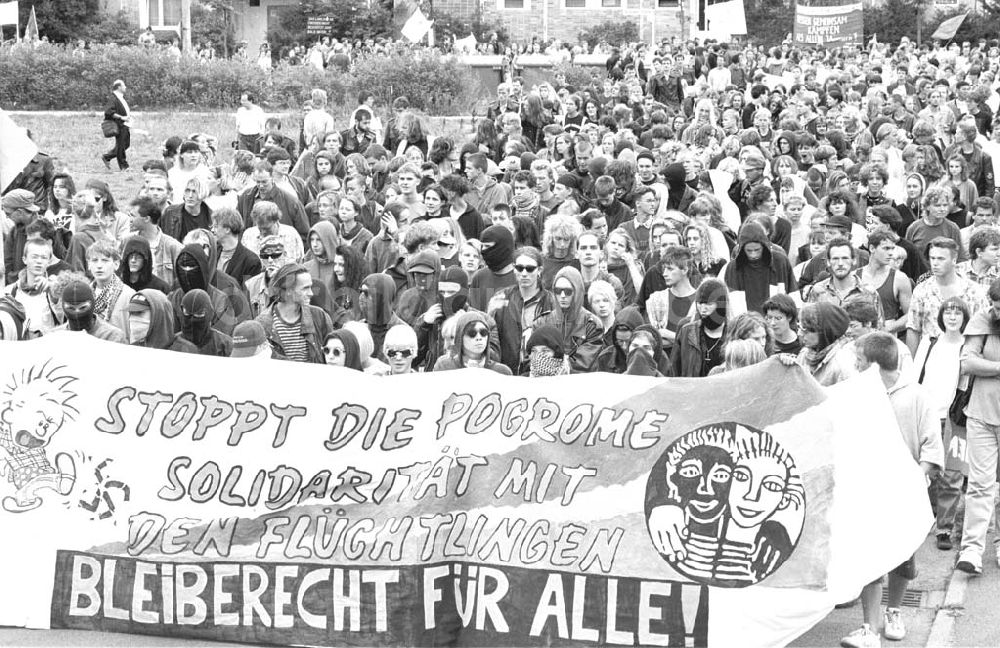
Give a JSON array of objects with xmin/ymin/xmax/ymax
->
[{"xmin": 644, "ymin": 422, "xmax": 806, "ymax": 588}]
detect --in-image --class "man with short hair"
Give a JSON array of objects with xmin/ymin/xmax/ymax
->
[
  {"xmin": 397, "ymin": 163, "xmax": 428, "ymax": 219},
  {"xmin": 571, "ymin": 140, "xmax": 595, "ymax": 195},
  {"xmin": 646, "ymin": 246, "xmax": 697, "ymax": 351},
  {"xmin": 127, "ymin": 197, "xmax": 184, "ymax": 287},
  {"xmin": 463, "ymin": 153, "xmax": 512, "ymax": 214},
  {"xmin": 577, "ymin": 231, "xmax": 623, "ymax": 309},
  {"xmin": 236, "ymin": 160, "xmax": 309, "ymax": 239},
  {"xmin": 212, "ymin": 207, "xmax": 261, "ymax": 290},
  {"xmin": 593, "ymin": 175, "xmax": 631, "ymax": 233},
  {"xmin": 241, "ymin": 201, "xmax": 304, "ymax": 262},
  {"xmin": 255, "ymin": 263, "xmax": 333, "ymax": 363},
  {"xmin": 808, "ymin": 238, "xmax": 884, "ymax": 325},
  {"xmin": 960, "ymin": 197, "xmax": 998, "ymax": 252},
  {"xmin": 619, "ymin": 186, "xmax": 658, "ymax": 259},
  {"xmin": 143, "ymin": 173, "xmax": 172, "ymax": 211},
  {"xmin": 906, "ymin": 237, "xmax": 988, "ymax": 355},
  {"xmin": 860, "ymin": 228, "xmax": 912, "ymax": 335},
  {"xmin": 957, "ymin": 227, "xmax": 1000, "ymax": 287},
  {"xmin": 511, "ymin": 170, "xmax": 541, "ymax": 226},
  {"xmin": 530, "ymin": 160, "xmax": 560, "ymax": 214},
  {"xmin": 266, "ymin": 147, "xmax": 311, "ymax": 207},
  {"xmin": 340, "ymin": 108, "xmax": 374, "ymax": 155},
  {"xmin": 4, "ymin": 238, "xmax": 57, "ymax": 336},
  {"xmin": 235, "ymin": 92, "xmax": 265, "ymax": 154}
]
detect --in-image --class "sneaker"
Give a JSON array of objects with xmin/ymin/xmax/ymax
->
[
  {"xmin": 956, "ymin": 559, "xmax": 982, "ymax": 575},
  {"xmin": 936, "ymin": 533, "xmax": 953, "ymax": 550},
  {"xmin": 883, "ymin": 608, "xmax": 905, "ymax": 641},
  {"xmin": 841, "ymin": 624, "xmax": 881, "ymax": 648}
]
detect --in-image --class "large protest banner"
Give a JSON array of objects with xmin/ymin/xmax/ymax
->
[
  {"xmin": 792, "ymin": 2, "xmax": 863, "ymax": 47},
  {"xmin": 0, "ymin": 334, "xmax": 931, "ymax": 646}
]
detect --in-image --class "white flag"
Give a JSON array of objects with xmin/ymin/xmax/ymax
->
[
  {"xmin": 704, "ymin": 0, "xmax": 747, "ymax": 36},
  {"xmin": 454, "ymin": 33, "xmax": 478, "ymax": 53},
  {"xmin": 0, "ymin": 108, "xmax": 37, "ymax": 193},
  {"xmin": 0, "ymin": 0, "xmax": 18, "ymax": 26},
  {"xmin": 401, "ymin": 8, "xmax": 433, "ymax": 43}
]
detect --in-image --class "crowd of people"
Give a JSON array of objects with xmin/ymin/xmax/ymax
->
[{"xmin": 4, "ymin": 32, "xmax": 1000, "ymax": 648}]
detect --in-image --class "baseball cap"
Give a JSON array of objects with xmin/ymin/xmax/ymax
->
[
  {"xmin": 408, "ymin": 261, "xmax": 435, "ymax": 274},
  {"xmin": 230, "ymin": 321, "xmax": 267, "ymax": 358},
  {"xmin": 2, "ymin": 189, "xmax": 40, "ymax": 213},
  {"xmin": 824, "ymin": 214, "xmax": 853, "ymax": 230}
]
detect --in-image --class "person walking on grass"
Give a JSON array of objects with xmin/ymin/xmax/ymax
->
[{"xmin": 101, "ymin": 79, "xmax": 131, "ymax": 171}]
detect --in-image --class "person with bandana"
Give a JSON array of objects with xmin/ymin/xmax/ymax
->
[
  {"xmin": 255, "ymin": 263, "xmax": 333, "ymax": 363},
  {"xmin": 433, "ymin": 311, "xmax": 511, "ymax": 374},
  {"xmin": 246, "ymin": 236, "xmax": 286, "ymax": 318},
  {"xmin": 56, "ymin": 280, "xmax": 126, "ymax": 343},
  {"xmin": 123, "ymin": 290, "xmax": 175, "ymax": 349},
  {"xmin": 167, "ymin": 244, "xmax": 239, "ymax": 336},
  {"xmin": 469, "ymin": 225, "xmax": 517, "ymax": 311},
  {"xmin": 119, "ymin": 236, "xmax": 171, "ymax": 294},
  {"xmin": 788, "ymin": 302, "xmax": 857, "ymax": 387},
  {"xmin": 359, "ymin": 273, "xmax": 406, "ymax": 363},
  {"xmin": 170, "ymin": 289, "xmax": 233, "ymax": 356},
  {"xmin": 183, "ymin": 228, "xmax": 253, "ymax": 329},
  {"xmin": 525, "ymin": 325, "xmax": 571, "ymax": 377},
  {"xmin": 625, "ymin": 325, "xmax": 670, "ymax": 377},
  {"xmin": 87, "ymin": 239, "xmax": 135, "ymax": 336},
  {"xmin": 534, "ymin": 266, "xmax": 603, "ymax": 373}
]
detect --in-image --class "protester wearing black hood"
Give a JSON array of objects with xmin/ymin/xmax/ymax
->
[
  {"xmin": 469, "ymin": 225, "xmax": 517, "ymax": 311},
  {"xmin": 722, "ymin": 222, "xmax": 798, "ymax": 313},
  {"xmin": 167, "ymin": 244, "xmax": 240, "ymax": 336},
  {"xmin": 663, "ymin": 162, "xmax": 698, "ymax": 213},
  {"xmin": 183, "ymin": 228, "xmax": 253, "ymax": 328},
  {"xmin": 594, "ymin": 306, "xmax": 646, "ymax": 373},
  {"xmin": 170, "ymin": 289, "xmax": 233, "ymax": 356},
  {"xmin": 432, "ymin": 311, "xmax": 511, "ymax": 374},
  {"xmin": 625, "ymin": 325, "xmax": 669, "ymax": 377},
  {"xmin": 672, "ymin": 278, "xmax": 730, "ymax": 377},
  {"xmin": 535, "ymin": 266, "xmax": 603, "ymax": 372},
  {"xmin": 58, "ymin": 280, "xmax": 126, "ymax": 343},
  {"xmin": 120, "ymin": 236, "xmax": 171, "ymax": 294}
]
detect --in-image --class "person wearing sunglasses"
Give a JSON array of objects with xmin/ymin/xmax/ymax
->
[
  {"xmin": 432, "ymin": 312, "xmax": 510, "ymax": 375},
  {"xmin": 488, "ymin": 246, "xmax": 555, "ymax": 375},
  {"xmin": 245, "ymin": 236, "xmax": 288, "ymax": 318},
  {"xmin": 383, "ymin": 324, "xmax": 418, "ymax": 375},
  {"xmin": 322, "ymin": 329, "xmax": 364, "ymax": 371},
  {"xmin": 534, "ymin": 266, "xmax": 603, "ymax": 373}
]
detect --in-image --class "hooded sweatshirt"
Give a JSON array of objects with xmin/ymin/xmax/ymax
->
[
  {"xmin": 594, "ymin": 306, "xmax": 645, "ymax": 374},
  {"xmin": 363, "ymin": 273, "xmax": 405, "ymax": 362},
  {"xmin": 201, "ymin": 229, "xmax": 252, "ymax": 330},
  {"xmin": 170, "ymin": 288, "xmax": 234, "ymax": 357},
  {"xmin": 663, "ymin": 162, "xmax": 696, "ymax": 213},
  {"xmin": 722, "ymin": 223, "xmax": 797, "ymax": 314},
  {"xmin": 432, "ymin": 311, "xmax": 512, "ymax": 374},
  {"xmin": 168, "ymin": 245, "xmax": 240, "ymax": 336},
  {"xmin": 625, "ymin": 324, "xmax": 669, "ymax": 377},
  {"xmin": 125, "ymin": 289, "xmax": 176, "ymax": 349},
  {"xmin": 324, "ymin": 328, "xmax": 364, "ymax": 371},
  {"xmin": 534, "ymin": 266, "xmax": 603, "ymax": 372},
  {"xmin": 469, "ymin": 226, "xmax": 517, "ymax": 311},
  {"xmin": 304, "ymin": 221, "xmax": 340, "ymax": 299},
  {"xmin": 120, "ymin": 237, "xmax": 171, "ymax": 294},
  {"xmin": 396, "ymin": 250, "xmax": 445, "ymax": 370}
]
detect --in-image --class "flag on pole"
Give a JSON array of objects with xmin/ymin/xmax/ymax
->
[
  {"xmin": 23, "ymin": 4, "xmax": 37, "ymax": 41},
  {"xmin": 0, "ymin": 1, "xmax": 17, "ymax": 25},
  {"xmin": 0, "ymin": 108, "xmax": 38, "ymax": 193},
  {"xmin": 454, "ymin": 33, "xmax": 477, "ymax": 53},
  {"xmin": 704, "ymin": 0, "xmax": 747, "ymax": 37},
  {"xmin": 931, "ymin": 12, "xmax": 968, "ymax": 41},
  {"xmin": 400, "ymin": 8, "xmax": 433, "ymax": 43}
]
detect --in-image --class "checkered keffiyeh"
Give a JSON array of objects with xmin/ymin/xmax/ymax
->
[{"xmin": 0, "ymin": 425, "xmax": 55, "ymax": 489}]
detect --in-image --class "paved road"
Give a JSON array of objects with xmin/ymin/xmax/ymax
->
[{"xmin": 940, "ymin": 540, "xmax": 1000, "ymax": 648}]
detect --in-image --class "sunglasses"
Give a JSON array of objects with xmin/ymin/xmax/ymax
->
[
  {"xmin": 325, "ymin": 347, "xmax": 343, "ymax": 357},
  {"xmin": 466, "ymin": 327, "xmax": 489, "ymax": 339},
  {"xmin": 260, "ymin": 252, "xmax": 284, "ymax": 260},
  {"xmin": 513, "ymin": 264, "xmax": 538, "ymax": 273},
  {"xmin": 386, "ymin": 349, "xmax": 413, "ymax": 359},
  {"xmin": 554, "ymin": 287, "xmax": 575, "ymax": 297},
  {"xmin": 437, "ymin": 240, "xmax": 454, "ymax": 247}
]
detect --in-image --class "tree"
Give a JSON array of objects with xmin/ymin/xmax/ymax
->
[
  {"xmin": 18, "ymin": 0, "xmax": 100, "ymax": 43},
  {"xmin": 192, "ymin": 0, "xmax": 236, "ymax": 56},
  {"xmin": 743, "ymin": 0, "xmax": 796, "ymax": 47},
  {"xmin": 578, "ymin": 20, "xmax": 638, "ymax": 49}
]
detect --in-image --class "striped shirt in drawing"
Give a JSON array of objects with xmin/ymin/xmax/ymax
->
[
  {"xmin": 271, "ymin": 311, "xmax": 308, "ymax": 362},
  {"xmin": 676, "ymin": 531, "xmax": 724, "ymax": 581}
]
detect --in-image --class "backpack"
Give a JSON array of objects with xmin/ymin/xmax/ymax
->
[{"xmin": 0, "ymin": 295, "xmax": 26, "ymax": 340}]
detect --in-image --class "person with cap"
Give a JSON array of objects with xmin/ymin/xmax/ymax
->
[
  {"xmin": 3, "ymin": 189, "xmax": 41, "ymax": 285},
  {"xmin": 723, "ymin": 222, "xmax": 798, "ymax": 314},
  {"xmin": 230, "ymin": 320, "xmax": 280, "ymax": 360},
  {"xmin": 395, "ymin": 249, "xmax": 442, "ymax": 369},
  {"xmin": 245, "ymin": 235, "xmax": 287, "ymax": 318},
  {"xmin": 255, "ymin": 263, "xmax": 333, "ymax": 363},
  {"xmin": 123, "ymin": 289, "xmax": 175, "ymax": 349},
  {"xmin": 167, "ymin": 244, "xmax": 239, "ymax": 336},
  {"xmin": 322, "ymin": 329, "xmax": 364, "ymax": 370},
  {"xmin": 534, "ymin": 266, "xmax": 603, "ymax": 373},
  {"xmin": 525, "ymin": 325, "xmax": 571, "ymax": 377},
  {"xmin": 383, "ymin": 323, "xmax": 418, "ymax": 375},
  {"xmin": 468, "ymin": 225, "xmax": 517, "ymax": 311},
  {"xmin": 170, "ymin": 288, "xmax": 233, "ymax": 356},
  {"xmin": 101, "ymin": 79, "xmax": 131, "ymax": 171},
  {"xmin": 728, "ymin": 153, "xmax": 769, "ymax": 221},
  {"xmin": 552, "ymin": 172, "xmax": 587, "ymax": 214},
  {"xmin": 432, "ymin": 310, "xmax": 511, "ymax": 374},
  {"xmin": 126, "ymin": 196, "xmax": 184, "ymax": 288},
  {"xmin": 56, "ymin": 279, "xmax": 126, "ymax": 343}
]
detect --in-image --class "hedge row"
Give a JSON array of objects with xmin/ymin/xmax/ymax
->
[{"xmin": 0, "ymin": 44, "xmax": 482, "ymax": 115}]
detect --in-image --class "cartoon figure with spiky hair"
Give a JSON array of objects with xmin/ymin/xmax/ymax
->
[{"xmin": 1, "ymin": 361, "xmax": 80, "ymax": 513}]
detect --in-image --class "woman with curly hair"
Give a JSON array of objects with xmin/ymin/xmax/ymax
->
[
  {"xmin": 824, "ymin": 188, "xmax": 863, "ymax": 227},
  {"xmin": 582, "ymin": 98, "xmax": 602, "ymax": 124},
  {"xmin": 394, "ymin": 110, "xmax": 430, "ymax": 158},
  {"xmin": 726, "ymin": 311, "xmax": 774, "ymax": 356},
  {"xmin": 684, "ymin": 222, "xmax": 726, "ymax": 278},
  {"xmin": 915, "ymin": 143, "xmax": 945, "ymax": 185}
]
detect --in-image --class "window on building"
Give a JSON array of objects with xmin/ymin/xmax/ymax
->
[
  {"xmin": 147, "ymin": 0, "xmax": 182, "ymax": 26},
  {"xmin": 500, "ymin": 0, "xmax": 527, "ymax": 8},
  {"xmin": 565, "ymin": 0, "xmax": 586, "ymax": 6},
  {"xmin": 602, "ymin": 0, "xmax": 622, "ymax": 6},
  {"xmin": 657, "ymin": 0, "xmax": 679, "ymax": 6}
]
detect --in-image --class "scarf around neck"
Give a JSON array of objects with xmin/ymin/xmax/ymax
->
[{"xmin": 93, "ymin": 274, "xmax": 124, "ymax": 321}]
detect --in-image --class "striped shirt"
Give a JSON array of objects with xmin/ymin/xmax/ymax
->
[{"xmin": 272, "ymin": 310, "xmax": 308, "ymax": 362}]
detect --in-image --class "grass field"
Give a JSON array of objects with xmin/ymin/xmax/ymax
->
[{"xmin": 9, "ymin": 111, "xmax": 285, "ymax": 202}]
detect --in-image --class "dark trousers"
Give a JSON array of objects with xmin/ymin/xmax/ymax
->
[
  {"xmin": 237, "ymin": 132, "xmax": 260, "ymax": 154},
  {"xmin": 103, "ymin": 126, "xmax": 130, "ymax": 169}
]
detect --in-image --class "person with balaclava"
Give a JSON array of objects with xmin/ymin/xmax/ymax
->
[
  {"xmin": 170, "ymin": 289, "xmax": 233, "ymax": 356},
  {"xmin": 534, "ymin": 266, "xmax": 603, "ymax": 372},
  {"xmin": 57, "ymin": 280, "xmax": 126, "ymax": 343},
  {"xmin": 469, "ymin": 225, "xmax": 517, "ymax": 311},
  {"xmin": 595, "ymin": 305, "xmax": 647, "ymax": 374},
  {"xmin": 303, "ymin": 220, "xmax": 340, "ymax": 298},
  {"xmin": 168, "ymin": 244, "xmax": 239, "ymax": 336},
  {"xmin": 791, "ymin": 302, "xmax": 857, "ymax": 387},
  {"xmin": 525, "ymin": 325, "xmax": 571, "ymax": 377},
  {"xmin": 123, "ymin": 290, "xmax": 175, "ymax": 349},
  {"xmin": 322, "ymin": 329, "xmax": 364, "ymax": 371},
  {"xmin": 120, "ymin": 236, "xmax": 171, "ymax": 294},
  {"xmin": 722, "ymin": 222, "xmax": 798, "ymax": 314},
  {"xmin": 624, "ymin": 325, "xmax": 669, "ymax": 377},
  {"xmin": 432, "ymin": 311, "xmax": 511, "ymax": 374},
  {"xmin": 183, "ymin": 228, "xmax": 252, "ymax": 329},
  {"xmin": 360, "ymin": 273, "xmax": 406, "ymax": 363},
  {"xmin": 663, "ymin": 162, "xmax": 697, "ymax": 213},
  {"xmin": 255, "ymin": 263, "xmax": 333, "ymax": 363},
  {"xmin": 342, "ymin": 320, "xmax": 390, "ymax": 375},
  {"xmin": 672, "ymin": 278, "xmax": 730, "ymax": 377}
]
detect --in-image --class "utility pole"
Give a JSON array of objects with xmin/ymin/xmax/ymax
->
[{"xmin": 181, "ymin": 0, "xmax": 192, "ymax": 52}]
